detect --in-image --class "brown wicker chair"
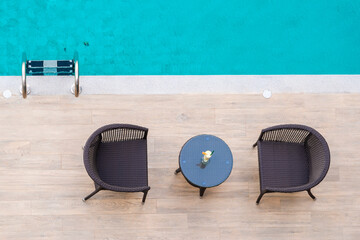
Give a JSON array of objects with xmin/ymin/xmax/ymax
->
[
  {"xmin": 83, "ymin": 124, "xmax": 150, "ymax": 203},
  {"xmin": 253, "ymin": 124, "xmax": 330, "ymax": 204}
]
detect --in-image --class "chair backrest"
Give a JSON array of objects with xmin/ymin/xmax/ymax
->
[
  {"xmin": 101, "ymin": 127, "xmax": 147, "ymax": 143},
  {"xmin": 305, "ymin": 132, "xmax": 330, "ymax": 185},
  {"xmin": 87, "ymin": 134, "xmax": 101, "ymax": 171},
  {"xmin": 260, "ymin": 127, "xmax": 310, "ymax": 144}
]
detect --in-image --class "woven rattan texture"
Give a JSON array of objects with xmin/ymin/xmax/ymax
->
[
  {"xmin": 256, "ymin": 124, "xmax": 330, "ymax": 193},
  {"xmin": 83, "ymin": 124, "xmax": 150, "ymax": 193},
  {"xmin": 96, "ymin": 140, "xmax": 148, "ymax": 188},
  {"xmin": 258, "ymin": 141, "xmax": 309, "ymax": 190}
]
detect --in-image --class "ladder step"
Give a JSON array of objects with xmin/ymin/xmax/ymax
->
[
  {"xmin": 28, "ymin": 66, "xmax": 73, "ymax": 69},
  {"xmin": 27, "ymin": 61, "xmax": 43, "ymax": 67},
  {"xmin": 57, "ymin": 60, "xmax": 73, "ymax": 67},
  {"xmin": 26, "ymin": 60, "xmax": 74, "ymax": 76}
]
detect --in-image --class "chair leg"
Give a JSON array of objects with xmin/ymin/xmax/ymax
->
[
  {"xmin": 307, "ymin": 189, "xmax": 316, "ymax": 200},
  {"xmin": 256, "ymin": 191, "xmax": 266, "ymax": 204},
  {"xmin": 83, "ymin": 187, "xmax": 102, "ymax": 202},
  {"xmin": 142, "ymin": 190, "xmax": 149, "ymax": 204}
]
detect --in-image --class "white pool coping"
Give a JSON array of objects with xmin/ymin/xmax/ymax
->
[{"xmin": 1, "ymin": 75, "xmax": 360, "ymax": 97}]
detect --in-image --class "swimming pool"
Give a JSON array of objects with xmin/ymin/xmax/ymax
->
[{"xmin": 1, "ymin": 0, "xmax": 360, "ymax": 75}]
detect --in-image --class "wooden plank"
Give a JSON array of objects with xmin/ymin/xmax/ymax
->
[
  {"xmin": 0, "ymin": 93, "xmax": 358, "ymax": 239},
  {"xmin": 62, "ymin": 214, "xmax": 188, "ymax": 231},
  {"xmin": 30, "ymin": 199, "xmax": 157, "ymax": 215}
]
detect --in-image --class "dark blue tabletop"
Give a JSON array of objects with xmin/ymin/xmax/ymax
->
[{"xmin": 179, "ymin": 134, "xmax": 233, "ymax": 188}]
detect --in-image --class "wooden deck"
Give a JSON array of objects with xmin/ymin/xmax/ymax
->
[{"xmin": 0, "ymin": 93, "xmax": 359, "ymax": 239}]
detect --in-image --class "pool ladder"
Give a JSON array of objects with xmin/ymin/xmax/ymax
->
[{"xmin": 21, "ymin": 52, "xmax": 81, "ymax": 98}]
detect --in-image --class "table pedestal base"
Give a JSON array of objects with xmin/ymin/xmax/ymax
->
[
  {"xmin": 174, "ymin": 167, "xmax": 181, "ymax": 175},
  {"xmin": 174, "ymin": 168, "xmax": 206, "ymax": 197},
  {"xmin": 200, "ymin": 187, "xmax": 206, "ymax": 197}
]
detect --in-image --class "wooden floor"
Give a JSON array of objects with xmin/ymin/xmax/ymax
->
[{"xmin": 0, "ymin": 93, "xmax": 359, "ymax": 239}]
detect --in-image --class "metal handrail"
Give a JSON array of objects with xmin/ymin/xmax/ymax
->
[
  {"xmin": 21, "ymin": 52, "xmax": 27, "ymax": 98},
  {"xmin": 21, "ymin": 52, "xmax": 79, "ymax": 98},
  {"xmin": 73, "ymin": 51, "xmax": 80, "ymax": 97}
]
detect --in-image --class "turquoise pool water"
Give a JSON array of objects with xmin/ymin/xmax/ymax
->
[{"xmin": 1, "ymin": 0, "xmax": 360, "ymax": 75}]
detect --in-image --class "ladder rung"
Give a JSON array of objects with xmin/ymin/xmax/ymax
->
[
  {"xmin": 26, "ymin": 59, "xmax": 74, "ymax": 76},
  {"xmin": 27, "ymin": 66, "xmax": 73, "ymax": 69},
  {"xmin": 27, "ymin": 60, "xmax": 74, "ymax": 68},
  {"xmin": 27, "ymin": 72, "xmax": 74, "ymax": 76}
]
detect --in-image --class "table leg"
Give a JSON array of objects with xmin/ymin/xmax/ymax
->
[
  {"xmin": 200, "ymin": 187, "xmax": 206, "ymax": 197},
  {"xmin": 174, "ymin": 168, "xmax": 181, "ymax": 175}
]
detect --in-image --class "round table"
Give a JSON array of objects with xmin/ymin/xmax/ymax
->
[{"xmin": 175, "ymin": 134, "xmax": 233, "ymax": 197}]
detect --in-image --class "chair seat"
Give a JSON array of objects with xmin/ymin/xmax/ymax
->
[
  {"xmin": 96, "ymin": 139, "xmax": 148, "ymax": 188},
  {"xmin": 258, "ymin": 141, "xmax": 309, "ymax": 190}
]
